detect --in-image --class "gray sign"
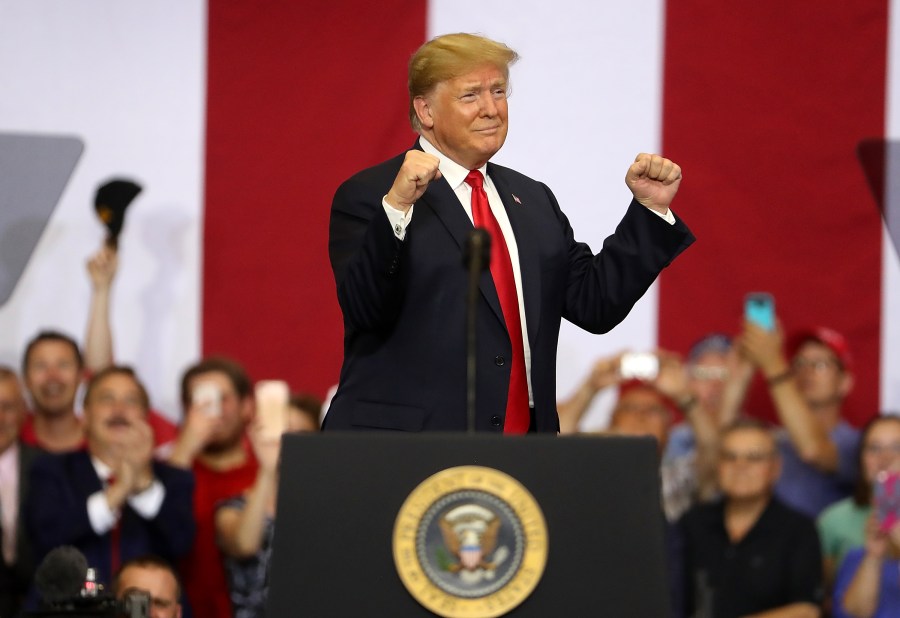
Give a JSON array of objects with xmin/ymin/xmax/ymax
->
[{"xmin": 0, "ymin": 132, "xmax": 84, "ymax": 306}]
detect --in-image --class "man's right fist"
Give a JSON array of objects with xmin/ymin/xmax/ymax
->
[{"xmin": 385, "ymin": 150, "xmax": 442, "ymax": 213}]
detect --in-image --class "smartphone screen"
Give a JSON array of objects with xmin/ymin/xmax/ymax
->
[
  {"xmin": 620, "ymin": 352, "xmax": 659, "ymax": 380},
  {"xmin": 256, "ymin": 380, "xmax": 289, "ymax": 439},
  {"xmin": 874, "ymin": 470, "xmax": 900, "ymax": 532},
  {"xmin": 192, "ymin": 381, "xmax": 222, "ymax": 417},
  {"xmin": 745, "ymin": 292, "xmax": 775, "ymax": 331}
]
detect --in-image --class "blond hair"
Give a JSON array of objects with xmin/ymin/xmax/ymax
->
[{"xmin": 408, "ymin": 33, "xmax": 519, "ymax": 131}]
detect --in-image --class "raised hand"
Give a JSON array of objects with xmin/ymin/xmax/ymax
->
[
  {"xmin": 86, "ymin": 245, "xmax": 119, "ymax": 291},
  {"xmin": 385, "ymin": 150, "xmax": 442, "ymax": 213},
  {"xmin": 625, "ymin": 153, "xmax": 682, "ymax": 214}
]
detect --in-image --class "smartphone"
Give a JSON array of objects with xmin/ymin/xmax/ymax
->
[
  {"xmin": 620, "ymin": 352, "xmax": 659, "ymax": 380},
  {"xmin": 256, "ymin": 380, "xmax": 289, "ymax": 439},
  {"xmin": 745, "ymin": 292, "xmax": 775, "ymax": 331},
  {"xmin": 874, "ymin": 470, "xmax": 900, "ymax": 532},
  {"xmin": 192, "ymin": 381, "xmax": 222, "ymax": 417}
]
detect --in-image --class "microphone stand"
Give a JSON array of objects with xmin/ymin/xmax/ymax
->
[{"xmin": 463, "ymin": 229, "xmax": 491, "ymax": 434}]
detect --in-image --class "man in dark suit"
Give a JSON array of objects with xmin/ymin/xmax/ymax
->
[
  {"xmin": 326, "ymin": 33, "xmax": 694, "ymax": 434},
  {"xmin": 26, "ymin": 366, "xmax": 194, "ymax": 592},
  {"xmin": 0, "ymin": 367, "xmax": 39, "ymax": 617}
]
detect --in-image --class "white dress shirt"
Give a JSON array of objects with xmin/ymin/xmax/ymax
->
[
  {"xmin": 381, "ymin": 138, "xmax": 677, "ymax": 406},
  {"xmin": 86, "ymin": 456, "xmax": 165, "ymax": 535}
]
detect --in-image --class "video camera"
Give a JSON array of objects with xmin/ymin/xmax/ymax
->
[{"xmin": 25, "ymin": 547, "xmax": 150, "ymax": 618}]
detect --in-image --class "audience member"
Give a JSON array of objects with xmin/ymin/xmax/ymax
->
[
  {"xmin": 215, "ymin": 416, "xmax": 282, "ymax": 617},
  {"xmin": 20, "ymin": 330, "xmax": 87, "ymax": 452},
  {"xmin": 826, "ymin": 414, "xmax": 900, "ymax": 618},
  {"xmin": 0, "ymin": 367, "xmax": 39, "ymax": 618},
  {"xmin": 679, "ymin": 419, "xmax": 824, "ymax": 618},
  {"xmin": 833, "ymin": 506, "xmax": 900, "ymax": 618},
  {"xmin": 732, "ymin": 323, "xmax": 860, "ymax": 518},
  {"xmin": 169, "ymin": 357, "xmax": 259, "ymax": 618},
  {"xmin": 665, "ymin": 334, "xmax": 735, "ymax": 464},
  {"xmin": 83, "ymin": 244, "xmax": 179, "ymax": 455},
  {"xmin": 114, "ymin": 555, "xmax": 184, "ymax": 618},
  {"xmin": 25, "ymin": 366, "xmax": 195, "ymax": 588},
  {"xmin": 608, "ymin": 377, "xmax": 697, "ymax": 522},
  {"xmin": 558, "ymin": 351, "xmax": 718, "ymax": 510},
  {"xmin": 818, "ymin": 415, "xmax": 900, "ymax": 588},
  {"xmin": 20, "ymin": 246, "xmax": 178, "ymax": 454}
]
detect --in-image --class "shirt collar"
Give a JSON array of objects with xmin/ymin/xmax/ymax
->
[
  {"xmin": 0, "ymin": 443, "xmax": 17, "ymax": 478},
  {"xmin": 90, "ymin": 455, "xmax": 114, "ymax": 482},
  {"xmin": 418, "ymin": 137, "xmax": 488, "ymax": 191}
]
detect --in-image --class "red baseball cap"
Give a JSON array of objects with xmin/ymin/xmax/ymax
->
[
  {"xmin": 617, "ymin": 379, "xmax": 682, "ymax": 419},
  {"xmin": 787, "ymin": 326, "xmax": 853, "ymax": 370}
]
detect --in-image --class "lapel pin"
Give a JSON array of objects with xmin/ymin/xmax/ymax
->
[{"xmin": 512, "ymin": 193, "xmax": 522, "ymax": 204}]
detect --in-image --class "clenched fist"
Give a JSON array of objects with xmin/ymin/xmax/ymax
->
[
  {"xmin": 625, "ymin": 153, "xmax": 682, "ymax": 214},
  {"xmin": 385, "ymin": 150, "xmax": 442, "ymax": 213}
]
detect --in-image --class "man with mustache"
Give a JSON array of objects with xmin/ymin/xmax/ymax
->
[{"xmin": 25, "ymin": 366, "xmax": 194, "ymax": 590}]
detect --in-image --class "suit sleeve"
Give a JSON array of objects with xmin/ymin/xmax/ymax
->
[
  {"xmin": 554, "ymin": 192, "xmax": 694, "ymax": 334},
  {"xmin": 329, "ymin": 174, "xmax": 408, "ymax": 334},
  {"xmin": 144, "ymin": 463, "xmax": 195, "ymax": 561},
  {"xmin": 25, "ymin": 454, "xmax": 97, "ymax": 562}
]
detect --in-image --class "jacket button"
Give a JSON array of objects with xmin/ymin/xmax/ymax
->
[
  {"xmin": 494, "ymin": 355, "xmax": 505, "ymax": 366},
  {"xmin": 490, "ymin": 415, "xmax": 502, "ymax": 427}
]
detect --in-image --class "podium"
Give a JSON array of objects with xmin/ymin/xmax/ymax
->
[{"xmin": 267, "ymin": 433, "xmax": 671, "ymax": 617}]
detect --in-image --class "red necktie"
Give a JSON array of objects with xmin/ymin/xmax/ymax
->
[
  {"xmin": 107, "ymin": 475, "xmax": 121, "ymax": 576},
  {"xmin": 465, "ymin": 170, "xmax": 530, "ymax": 434}
]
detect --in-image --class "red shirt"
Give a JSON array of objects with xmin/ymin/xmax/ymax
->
[{"xmin": 181, "ymin": 442, "xmax": 259, "ymax": 618}]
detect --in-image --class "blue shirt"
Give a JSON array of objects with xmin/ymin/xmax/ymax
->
[
  {"xmin": 774, "ymin": 421, "xmax": 860, "ymax": 518},
  {"xmin": 832, "ymin": 547, "xmax": 900, "ymax": 618}
]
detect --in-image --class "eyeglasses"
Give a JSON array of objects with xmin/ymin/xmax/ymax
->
[
  {"xmin": 792, "ymin": 357, "xmax": 840, "ymax": 372},
  {"xmin": 863, "ymin": 443, "xmax": 900, "ymax": 457},
  {"xmin": 720, "ymin": 450, "xmax": 775, "ymax": 464},
  {"xmin": 689, "ymin": 365, "xmax": 729, "ymax": 381},
  {"xmin": 614, "ymin": 403, "xmax": 669, "ymax": 417}
]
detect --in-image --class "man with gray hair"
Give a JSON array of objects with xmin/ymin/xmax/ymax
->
[{"xmin": 326, "ymin": 33, "xmax": 694, "ymax": 434}]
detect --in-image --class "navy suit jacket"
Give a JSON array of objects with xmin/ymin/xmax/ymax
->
[
  {"xmin": 326, "ymin": 144, "xmax": 694, "ymax": 433},
  {"xmin": 0, "ymin": 443, "xmax": 39, "ymax": 617},
  {"xmin": 25, "ymin": 450, "xmax": 195, "ymax": 587}
]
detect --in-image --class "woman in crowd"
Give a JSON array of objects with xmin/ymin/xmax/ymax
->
[{"xmin": 824, "ymin": 414, "xmax": 900, "ymax": 617}]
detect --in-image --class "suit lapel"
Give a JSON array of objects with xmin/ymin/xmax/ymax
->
[
  {"xmin": 15, "ymin": 445, "xmax": 37, "ymax": 558},
  {"xmin": 488, "ymin": 164, "xmax": 542, "ymax": 347},
  {"xmin": 416, "ymin": 169, "xmax": 505, "ymax": 326}
]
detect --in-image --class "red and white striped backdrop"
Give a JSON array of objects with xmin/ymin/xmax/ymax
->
[{"xmin": 1, "ymin": 1, "xmax": 898, "ymax": 427}]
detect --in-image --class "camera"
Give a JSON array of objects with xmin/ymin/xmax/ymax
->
[
  {"xmin": 26, "ymin": 591, "xmax": 149, "ymax": 618},
  {"xmin": 26, "ymin": 547, "xmax": 150, "ymax": 618}
]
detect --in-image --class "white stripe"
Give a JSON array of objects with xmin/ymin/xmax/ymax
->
[
  {"xmin": 0, "ymin": 1, "xmax": 206, "ymax": 419},
  {"xmin": 883, "ymin": 0, "xmax": 900, "ymax": 412},
  {"xmin": 428, "ymin": 0, "xmax": 666, "ymax": 428}
]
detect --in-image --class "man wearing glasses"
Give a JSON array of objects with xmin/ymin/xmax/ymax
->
[
  {"xmin": 679, "ymin": 419, "xmax": 824, "ymax": 617},
  {"xmin": 734, "ymin": 324, "xmax": 860, "ymax": 518}
]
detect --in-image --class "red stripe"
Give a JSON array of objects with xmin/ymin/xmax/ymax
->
[
  {"xmin": 204, "ymin": 2, "xmax": 427, "ymax": 396},
  {"xmin": 658, "ymin": 1, "xmax": 888, "ymax": 425}
]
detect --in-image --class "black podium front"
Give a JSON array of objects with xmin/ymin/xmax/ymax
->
[{"xmin": 267, "ymin": 433, "xmax": 671, "ymax": 617}]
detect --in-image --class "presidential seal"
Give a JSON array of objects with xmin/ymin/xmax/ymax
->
[{"xmin": 393, "ymin": 466, "xmax": 548, "ymax": 618}]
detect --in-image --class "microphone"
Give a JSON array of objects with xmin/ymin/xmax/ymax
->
[
  {"xmin": 94, "ymin": 178, "xmax": 142, "ymax": 249},
  {"xmin": 33, "ymin": 545, "xmax": 88, "ymax": 606},
  {"xmin": 463, "ymin": 229, "xmax": 491, "ymax": 433}
]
